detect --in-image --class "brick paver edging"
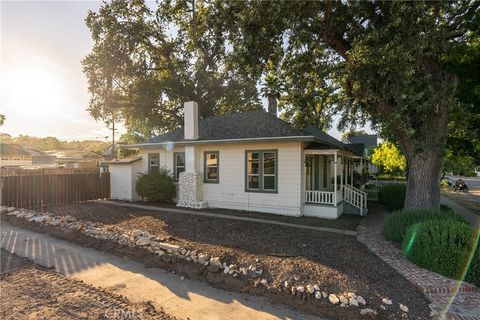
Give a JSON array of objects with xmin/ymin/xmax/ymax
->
[{"xmin": 357, "ymin": 215, "xmax": 480, "ymax": 319}]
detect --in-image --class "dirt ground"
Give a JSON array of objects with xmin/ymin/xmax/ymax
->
[
  {"xmin": 8, "ymin": 201, "xmax": 431, "ymax": 319},
  {"xmin": 143, "ymin": 202, "xmax": 362, "ymax": 230},
  {"xmin": 0, "ymin": 249, "xmax": 174, "ymax": 320}
]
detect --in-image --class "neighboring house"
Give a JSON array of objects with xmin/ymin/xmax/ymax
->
[
  {"xmin": 346, "ymin": 134, "xmax": 378, "ymax": 175},
  {"xmin": 0, "ymin": 142, "xmax": 56, "ymax": 168},
  {"xmin": 115, "ymin": 102, "xmax": 369, "ymax": 219},
  {"xmin": 46, "ymin": 150, "xmax": 103, "ymax": 169}
]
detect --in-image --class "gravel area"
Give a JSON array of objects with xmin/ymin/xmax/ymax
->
[
  {"xmin": 0, "ymin": 249, "xmax": 174, "ymax": 320},
  {"xmin": 32, "ymin": 201, "xmax": 432, "ymax": 319}
]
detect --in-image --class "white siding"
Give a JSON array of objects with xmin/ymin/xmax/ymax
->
[
  {"xmin": 137, "ymin": 142, "xmax": 303, "ymax": 216},
  {"xmin": 303, "ymin": 203, "xmax": 344, "ymax": 219},
  {"xmin": 199, "ymin": 142, "xmax": 302, "ymax": 216},
  {"xmin": 110, "ymin": 165, "xmax": 134, "ymax": 201}
]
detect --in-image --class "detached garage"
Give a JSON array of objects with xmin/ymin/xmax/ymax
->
[{"xmin": 105, "ymin": 156, "xmax": 143, "ymax": 201}]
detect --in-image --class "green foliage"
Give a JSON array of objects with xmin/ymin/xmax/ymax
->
[
  {"xmin": 445, "ymin": 19, "xmax": 480, "ymax": 166},
  {"xmin": 440, "ymin": 179, "xmax": 449, "ymax": 188},
  {"xmin": 465, "ymin": 237, "xmax": 480, "ymax": 287},
  {"xmin": 444, "ymin": 150, "xmax": 477, "ymax": 176},
  {"xmin": 341, "ymin": 129, "xmax": 367, "ymax": 143},
  {"xmin": 402, "ymin": 220, "xmax": 479, "ymax": 286},
  {"xmin": 382, "ymin": 207, "xmax": 466, "ymax": 243},
  {"xmin": 206, "ymin": 1, "xmax": 479, "ymax": 208},
  {"xmin": 278, "ymin": 48, "xmax": 340, "ymax": 130},
  {"xmin": 83, "ymin": 0, "xmax": 261, "ymax": 136},
  {"xmin": 135, "ymin": 169, "xmax": 176, "ymax": 202},
  {"xmin": 0, "ymin": 114, "xmax": 5, "ymax": 126},
  {"xmin": 375, "ymin": 175, "xmax": 407, "ymax": 181},
  {"xmin": 371, "ymin": 143, "xmax": 407, "ymax": 176},
  {"xmin": 379, "ymin": 184, "xmax": 407, "ymax": 211}
]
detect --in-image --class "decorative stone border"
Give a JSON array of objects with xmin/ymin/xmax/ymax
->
[
  {"xmin": 3, "ymin": 207, "xmax": 407, "ymax": 317},
  {"xmin": 357, "ymin": 215, "xmax": 480, "ymax": 319}
]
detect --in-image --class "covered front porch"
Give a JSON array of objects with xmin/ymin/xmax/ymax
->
[{"xmin": 302, "ymin": 149, "xmax": 368, "ymax": 219}]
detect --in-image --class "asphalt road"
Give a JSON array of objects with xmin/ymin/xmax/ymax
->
[{"xmin": 446, "ymin": 176, "xmax": 480, "ymax": 189}]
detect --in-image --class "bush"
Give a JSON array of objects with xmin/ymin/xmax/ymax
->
[
  {"xmin": 382, "ymin": 208, "xmax": 467, "ymax": 243},
  {"xmin": 465, "ymin": 237, "xmax": 480, "ymax": 287},
  {"xmin": 136, "ymin": 169, "xmax": 176, "ymax": 202},
  {"xmin": 402, "ymin": 220, "xmax": 479, "ymax": 286},
  {"xmin": 379, "ymin": 184, "xmax": 406, "ymax": 211}
]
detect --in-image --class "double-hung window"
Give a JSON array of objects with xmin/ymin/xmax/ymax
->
[
  {"xmin": 174, "ymin": 152, "xmax": 185, "ymax": 181},
  {"xmin": 148, "ymin": 153, "xmax": 160, "ymax": 173},
  {"xmin": 245, "ymin": 150, "xmax": 277, "ymax": 192},
  {"xmin": 204, "ymin": 151, "xmax": 219, "ymax": 183}
]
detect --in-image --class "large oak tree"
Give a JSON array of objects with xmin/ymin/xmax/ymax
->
[{"xmin": 204, "ymin": 1, "xmax": 479, "ymax": 209}]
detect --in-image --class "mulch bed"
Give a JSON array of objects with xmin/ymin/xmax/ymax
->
[
  {"xmin": 133, "ymin": 201, "xmax": 363, "ymax": 230},
  {"xmin": 4, "ymin": 202, "xmax": 431, "ymax": 319},
  {"xmin": 0, "ymin": 249, "xmax": 174, "ymax": 320}
]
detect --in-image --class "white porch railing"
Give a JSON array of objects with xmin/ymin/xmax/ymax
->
[
  {"xmin": 343, "ymin": 185, "xmax": 367, "ymax": 215},
  {"xmin": 305, "ymin": 189, "xmax": 343, "ymax": 205},
  {"xmin": 305, "ymin": 190, "xmax": 334, "ymax": 204}
]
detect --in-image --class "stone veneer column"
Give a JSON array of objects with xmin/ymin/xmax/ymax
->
[
  {"xmin": 177, "ymin": 145, "xmax": 206, "ymax": 209},
  {"xmin": 177, "ymin": 171, "xmax": 206, "ymax": 209}
]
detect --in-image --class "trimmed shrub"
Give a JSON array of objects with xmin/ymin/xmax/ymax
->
[
  {"xmin": 465, "ymin": 236, "xmax": 480, "ymax": 287},
  {"xmin": 403, "ymin": 220, "xmax": 479, "ymax": 286},
  {"xmin": 382, "ymin": 208, "xmax": 467, "ymax": 243},
  {"xmin": 440, "ymin": 204, "xmax": 455, "ymax": 215},
  {"xmin": 379, "ymin": 184, "xmax": 406, "ymax": 211},
  {"xmin": 136, "ymin": 169, "xmax": 176, "ymax": 202}
]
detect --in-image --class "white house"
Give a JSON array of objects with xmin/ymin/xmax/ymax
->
[{"xmin": 113, "ymin": 101, "xmax": 370, "ymax": 219}]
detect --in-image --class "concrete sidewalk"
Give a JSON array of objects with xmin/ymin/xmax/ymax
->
[
  {"xmin": 440, "ymin": 195, "xmax": 479, "ymax": 229},
  {"xmin": 97, "ymin": 200, "xmax": 358, "ymax": 236},
  {"xmin": 0, "ymin": 223, "xmax": 320, "ymax": 320}
]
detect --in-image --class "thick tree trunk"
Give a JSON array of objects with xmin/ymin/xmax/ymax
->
[{"xmin": 404, "ymin": 149, "xmax": 444, "ymax": 209}]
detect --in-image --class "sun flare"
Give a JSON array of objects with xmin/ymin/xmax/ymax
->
[{"xmin": 1, "ymin": 61, "xmax": 66, "ymax": 115}]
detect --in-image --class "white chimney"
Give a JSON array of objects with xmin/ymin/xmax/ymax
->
[{"xmin": 184, "ymin": 101, "xmax": 199, "ymax": 140}]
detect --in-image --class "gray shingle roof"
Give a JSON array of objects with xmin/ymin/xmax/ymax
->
[
  {"xmin": 347, "ymin": 134, "xmax": 378, "ymax": 148},
  {"xmin": 148, "ymin": 111, "xmax": 308, "ymax": 143},
  {"xmin": 147, "ymin": 110, "xmax": 365, "ymax": 157}
]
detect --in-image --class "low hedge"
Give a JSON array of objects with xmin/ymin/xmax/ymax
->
[
  {"xmin": 382, "ymin": 208, "xmax": 466, "ymax": 243},
  {"xmin": 379, "ymin": 184, "xmax": 406, "ymax": 211},
  {"xmin": 402, "ymin": 220, "xmax": 479, "ymax": 286},
  {"xmin": 465, "ymin": 237, "xmax": 480, "ymax": 287}
]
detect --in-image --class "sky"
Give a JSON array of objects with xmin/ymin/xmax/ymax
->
[{"xmin": 0, "ymin": 0, "xmax": 372, "ymax": 142}]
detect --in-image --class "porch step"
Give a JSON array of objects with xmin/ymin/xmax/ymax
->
[{"xmin": 344, "ymin": 202, "xmax": 367, "ymax": 216}]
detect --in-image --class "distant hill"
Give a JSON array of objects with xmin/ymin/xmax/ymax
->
[{"xmin": 0, "ymin": 133, "xmax": 108, "ymax": 155}]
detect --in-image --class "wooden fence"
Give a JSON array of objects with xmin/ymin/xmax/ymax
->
[{"xmin": 1, "ymin": 170, "xmax": 110, "ymax": 209}]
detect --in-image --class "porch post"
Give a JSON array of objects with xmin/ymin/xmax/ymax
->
[
  {"xmin": 334, "ymin": 152, "xmax": 338, "ymax": 204},
  {"xmin": 340, "ymin": 155, "xmax": 343, "ymax": 189},
  {"xmin": 350, "ymin": 159, "xmax": 354, "ymax": 186}
]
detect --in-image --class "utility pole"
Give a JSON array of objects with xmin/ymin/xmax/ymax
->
[{"xmin": 112, "ymin": 109, "xmax": 116, "ymax": 160}]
